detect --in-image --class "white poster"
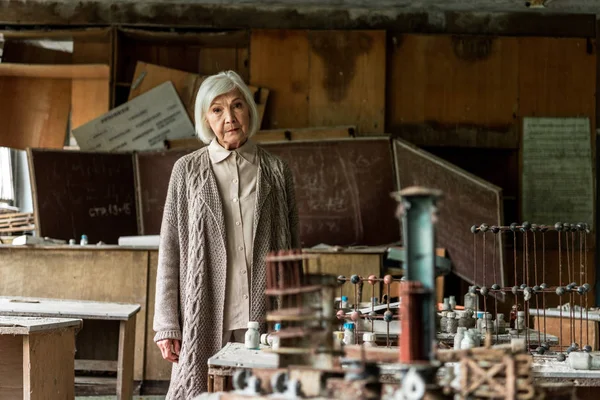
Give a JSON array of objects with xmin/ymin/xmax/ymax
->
[
  {"xmin": 72, "ymin": 81, "xmax": 196, "ymax": 152},
  {"xmin": 522, "ymin": 117, "xmax": 594, "ymax": 227}
]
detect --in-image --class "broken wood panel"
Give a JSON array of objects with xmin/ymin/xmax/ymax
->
[
  {"xmin": 0, "ymin": 77, "xmax": 70, "ymax": 149},
  {"xmin": 308, "ymin": 30, "xmax": 385, "ymax": 135},
  {"xmin": 128, "ymin": 62, "xmax": 198, "ymax": 120},
  {"xmin": 387, "ymin": 34, "xmax": 519, "ymax": 143},
  {"xmin": 127, "ymin": 62, "xmax": 266, "ymax": 127},
  {"xmin": 71, "ymin": 77, "xmax": 110, "ymax": 129},
  {"xmin": 250, "ymin": 30, "xmax": 310, "ymax": 129}
]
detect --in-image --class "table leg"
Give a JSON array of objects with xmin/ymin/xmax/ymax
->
[
  {"xmin": 117, "ymin": 318, "xmax": 136, "ymax": 400},
  {"xmin": 24, "ymin": 329, "xmax": 76, "ymax": 400}
]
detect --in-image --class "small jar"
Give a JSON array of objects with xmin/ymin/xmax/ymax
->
[
  {"xmin": 517, "ymin": 311, "xmax": 526, "ymax": 332},
  {"xmin": 447, "ymin": 312, "xmax": 458, "ymax": 334},
  {"xmin": 333, "ymin": 331, "xmax": 345, "ymax": 349},
  {"xmin": 340, "ymin": 296, "xmax": 349, "ymax": 309},
  {"xmin": 80, "ymin": 234, "xmax": 88, "ymax": 246},
  {"xmin": 440, "ymin": 311, "xmax": 449, "ymax": 333},
  {"xmin": 270, "ymin": 323, "xmax": 281, "ymax": 349},
  {"xmin": 371, "ymin": 297, "xmax": 378, "ymax": 307},
  {"xmin": 343, "ymin": 322, "xmax": 355, "ymax": 345},
  {"xmin": 362, "ymin": 332, "xmax": 377, "ymax": 347},
  {"xmin": 454, "ymin": 327, "xmax": 467, "ymax": 350},
  {"xmin": 495, "ymin": 314, "xmax": 507, "ymax": 334},
  {"xmin": 464, "ymin": 292, "xmax": 478, "ymax": 311},
  {"xmin": 442, "ymin": 298, "xmax": 451, "ymax": 311},
  {"xmin": 449, "ymin": 296, "xmax": 457, "ymax": 310},
  {"xmin": 244, "ymin": 321, "xmax": 260, "ymax": 350}
]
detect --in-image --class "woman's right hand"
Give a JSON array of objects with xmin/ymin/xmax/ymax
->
[{"xmin": 157, "ymin": 338, "xmax": 180, "ymax": 363}]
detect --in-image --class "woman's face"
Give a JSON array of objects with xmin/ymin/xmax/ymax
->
[{"xmin": 206, "ymin": 89, "xmax": 250, "ymax": 150}]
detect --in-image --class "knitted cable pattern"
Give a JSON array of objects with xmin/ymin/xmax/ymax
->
[{"xmin": 153, "ymin": 146, "xmax": 298, "ymax": 399}]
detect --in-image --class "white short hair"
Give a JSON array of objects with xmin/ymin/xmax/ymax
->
[{"xmin": 194, "ymin": 70, "xmax": 260, "ymax": 144}]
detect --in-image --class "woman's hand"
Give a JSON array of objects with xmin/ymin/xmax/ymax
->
[{"xmin": 157, "ymin": 338, "xmax": 181, "ymax": 363}]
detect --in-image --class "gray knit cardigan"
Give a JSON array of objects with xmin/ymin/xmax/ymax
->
[{"xmin": 153, "ymin": 145, "xmax": 299, "ymax": 399}]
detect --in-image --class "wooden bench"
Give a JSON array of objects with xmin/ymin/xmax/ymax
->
[
  {"xmin": 0, "ymin": 315, "xmax": 82, "ymax": 400},
  {"xmin": 0, "ymin": 296, "xmax": 141, "ymax": 399}
]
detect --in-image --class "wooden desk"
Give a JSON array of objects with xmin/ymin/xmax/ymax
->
[
  {"xmin": 207, "ymin": 343, "xmax": 278, "ymax": 393},
  {"xmin": 0, "ymin": 297, "xmax": 141, "ymax": 400},
  {"xmin": 0, "ymin": 315, "xmax": 82, "ymax": 400},
  {"xmin": 0, "ymin": 245, "xmax": 158, "ymax": 382},
  {"xmin": 304, "ymin": 247, "xmax": 388, "ymax": 300},
  {"xmin": 531, "ymin": 308, "xmax": 600, "ymax": 351}
]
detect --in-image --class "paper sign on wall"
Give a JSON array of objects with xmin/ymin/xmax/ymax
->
[{"xmin": 72, "ymin": 81, "xmax": 196, "ymax": 152}]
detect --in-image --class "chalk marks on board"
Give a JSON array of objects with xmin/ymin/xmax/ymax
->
[
  {"xmin": 28, "ymin": 149, "xmax": 138, "ymax": 244},
  {"xmin": 262, "ymin": 138, "xmax": 398, "ymax": 247}
]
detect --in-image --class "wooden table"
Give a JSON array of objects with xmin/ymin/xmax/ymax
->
[
  {"xmin": 207, "ymin": 343, "xmax": 278, "ymax": 392},
  {"xmin": 530, "ymin": 307, "xmax": 600, "ymax": 351},
  {"xmin": 0, "ymin": 296, "xmax": 141, "ymax": 399},
  {"xmin": 0, "ymin": 315, "xmax": 82, "ymax": 400}
]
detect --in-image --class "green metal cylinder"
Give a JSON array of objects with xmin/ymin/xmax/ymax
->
[{"xmin": 393, "ymin": 186, "xmax": 442, "ymax": 361}]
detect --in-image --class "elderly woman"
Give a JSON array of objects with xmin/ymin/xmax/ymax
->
[{"xmin": 153, "ymin": 70, "xmax": 299, "ymax": 398}]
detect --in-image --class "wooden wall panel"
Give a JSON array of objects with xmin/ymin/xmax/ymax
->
[
  {"xmin": 308, "ymin": 31, "xmax": 385, "ymax": 134},
  {"xmin": 0, "ymin": 77, "xmax": 70, "ymax": 149},
  {"xmin": 250, "ymin": 30, "xmax": 310, "ymax": 130},
  {"xmin": 250, "ymin": 30, "xmax": 385, "ymax": 134},
  {"xmin": 518, "ymin": 37, "xmax": 596, "ymax": 235},
  {"xmin": 518, "ymin": 38, "xmax": 596, "ymax": 125},
  {"xmin": 388, "ymin": 34, "xmax": 519, "ymax": 128},
  {"xmin": 71, "ymin": 77, "xmax": 110, "ymax": 129},
  {"xmin": 0, "ymin": 248, "xmax": 149, "ymax": 381}
]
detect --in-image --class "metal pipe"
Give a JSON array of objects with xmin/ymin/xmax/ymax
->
[{"xmin": 393, "ymin": 186, "xmax": 442, "ymax": 362}]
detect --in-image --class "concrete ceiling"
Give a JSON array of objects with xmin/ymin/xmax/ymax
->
[
  {"xmin": 1, "ymin": 0, "xmax": 599, "ymax": 30},
  {"xmin": 20, "ymin": 0, "xmax": 600, "ymax": 14}
]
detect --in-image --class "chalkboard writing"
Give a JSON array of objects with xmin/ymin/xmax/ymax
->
[
  {"xmin": 28, "ymin": 149, "xmax": 138, "ymax": 244},
  {"xmin": 135, "ymin": 139, "xmax": 398, "ymax": 247},
  {"xmin": 522, "ymin": 117, "xmax": 593, "ymax": 227},
  {"xmin": 393, "ymin": 139, "xmax": 506, "ymax": 288},
  {"xmin": 134, "ymin": 149, "xmax": 194, "ymax": 235},
  {"xmin": 262, "ymin": 138, "xmax": 398, "ymax": 247}
]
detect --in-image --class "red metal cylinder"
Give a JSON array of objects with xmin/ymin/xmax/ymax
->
[{"xmin": 399, "ymin": 280, "xmax": 426, "ymax": 363}]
